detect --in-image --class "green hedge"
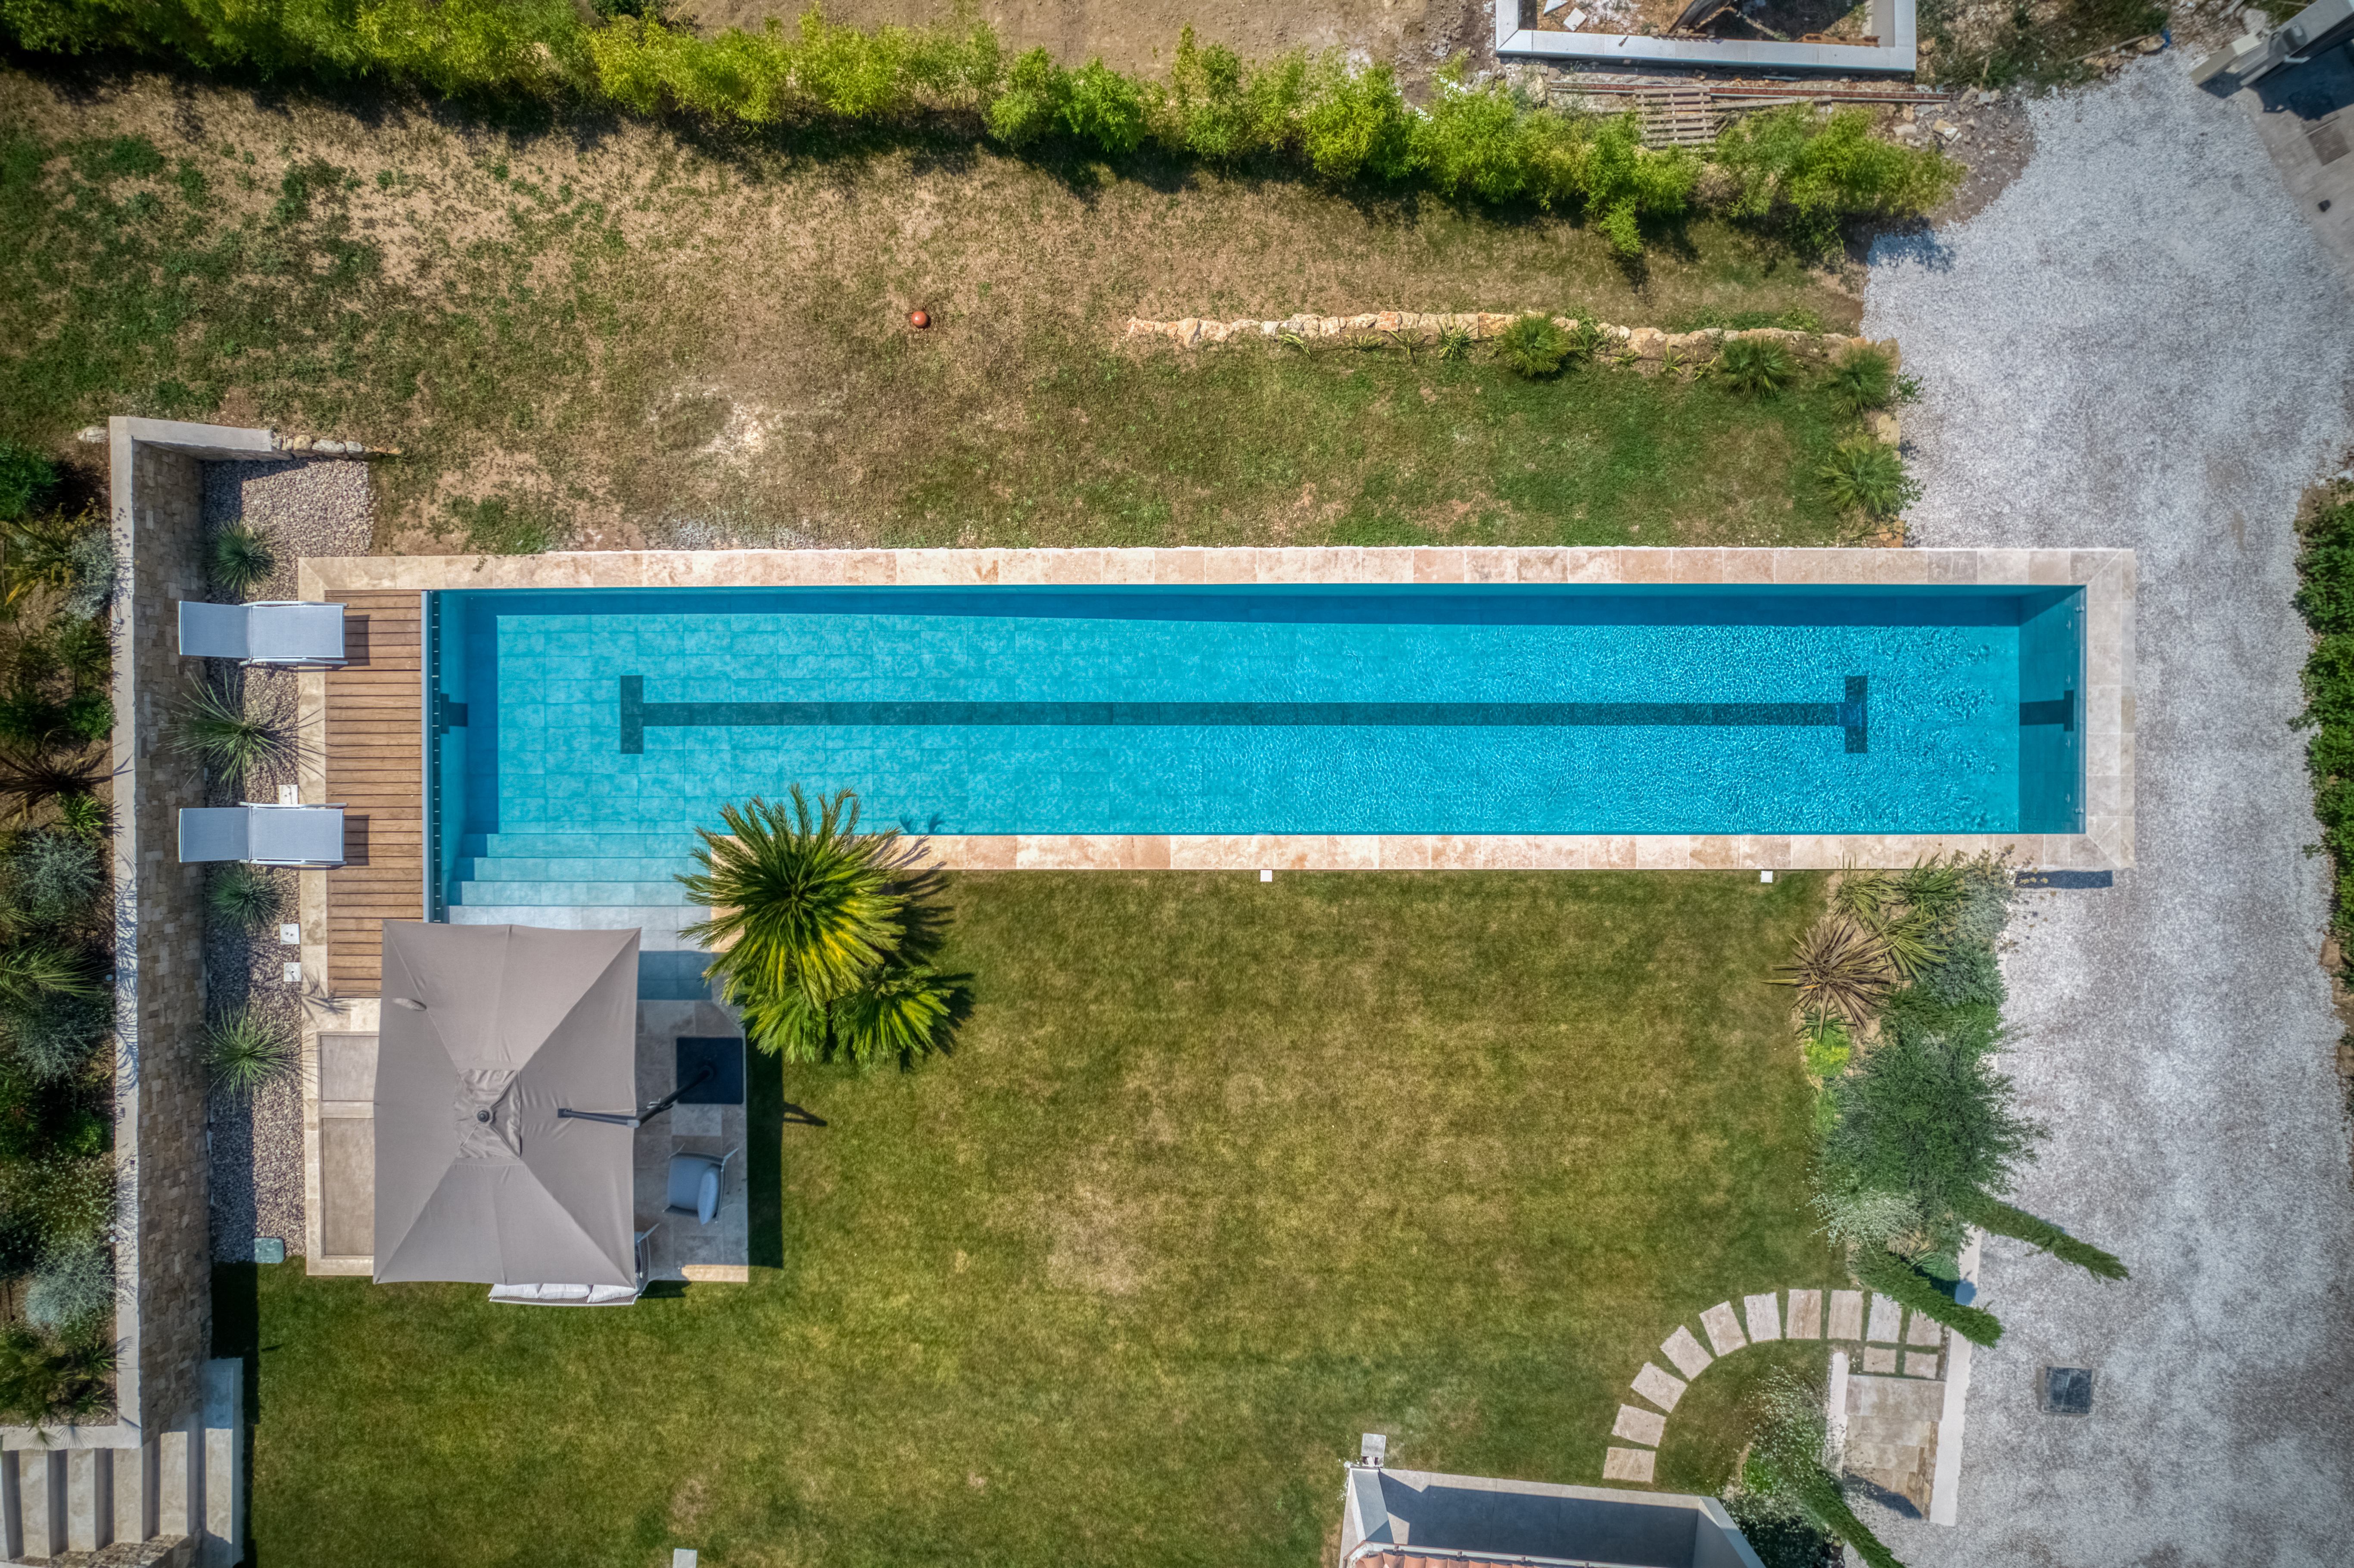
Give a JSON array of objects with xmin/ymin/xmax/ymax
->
[
  {"xmin": 0, "ymin": 4, "xmax": 1959, "ymax": 257},
  {"xmin": 2298, "ymin": 498, "xmax": 2354, "ymax": 941}
]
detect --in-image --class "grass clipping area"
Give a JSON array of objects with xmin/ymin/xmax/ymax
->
[
  {"xmin": 233, "ymin": 871, "xmax": 1833, "ymax": 1566},
  {"xmin": 0, "ymin": 68, "xmax": 1868, "ymax": 557}
]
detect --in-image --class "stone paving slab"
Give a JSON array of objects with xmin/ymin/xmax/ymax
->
[
  {"xmin": 1603, "ymin": 1447, "xmax": 1657, "ymax": 1484},
  {"xmin": 1786, "ymin": 1288, "xmax": 1823, "ymax": 1339},
  {"xmin": 1661, "ymin": 1326, "xmax": 1714, "ymax": 1380},
  {"xmin": 1700, "ymin": 1301, "xmax": 1749, "ymax": 1356},
  {"xmin": 1867, "ymin": 1293, "xmax": 1904, "ymax": 1343},
  {"xmin": 1613, "ymin": 1405, "xmax": 1668, "ymax": 1446},
  {"xmin": 1828, "ymin": 1289, "xmax": 1864, "ymax": 1341},
  {"xmin": 1907, "ymin": 1310, "xmax": 1945, "ymax": 1347},
  {"xmin": 1744, "ymin": 1291, "xmax": 1782, "ymax": 1342},
  {"xmin": 1632, "ymin": 1362, "xmax": 1688, "ymax": 1413},
  {"xmin": 1906, "ymin": 1351, "xmax": 1943, "ymax": 1378},
  {"xmin": 1865, "ymin": 1346, "xmax": 1901, "ymax": 1374}
]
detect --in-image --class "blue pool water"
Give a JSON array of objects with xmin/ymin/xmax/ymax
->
[{"xmin": 426, "ymin": 585, "xmax": 2083, "ymax": 913}]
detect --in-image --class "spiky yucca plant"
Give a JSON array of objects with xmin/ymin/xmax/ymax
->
[
  {"xmin": 168, "ymin": 680, "xmax": 297, "ymax": 778},
  {"xmin": 1769, "ymin": 915, "xmax": 1891, "ymax": 1027},
  {"xmin": 204, "ymin": 1007, "xmax": 298, "ymax": 1097},
  {"xmin": 208, "ymin": 528, "xmax": 274, "ymax": 595},
  {"xmin": 209, "ymin": 864, "xmax": 284, "ymax": 926}
]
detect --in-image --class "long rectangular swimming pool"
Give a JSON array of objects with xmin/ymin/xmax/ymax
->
[{"xmin": 423, "ymin": 583, "xmax": 2082, "ymax": 913}]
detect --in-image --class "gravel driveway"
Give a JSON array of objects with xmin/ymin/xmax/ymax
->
[{"xmin": 1863, "ymin": 59, "xmax": 2354, "ymax": 1566}]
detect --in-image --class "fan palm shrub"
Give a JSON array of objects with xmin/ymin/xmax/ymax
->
[
  {"xmin": 679, "ymin": 788, "xmax": 957, "ymax": 1066},
  {"xmin": 1817, "ymin": 438, "xmax": 1919, "ymax": 520},
  {"xmin": 1495, "ymin": 313, "xmax": 1572, "ymax": 378},
  {"xmin": 1715, "ymin": 335, "xmax": 1798, "ymax": 397},
  {"xmin": 207, "ymin": 527, "xmax": 274, "ymax": 595},
  {"xmin": 203, "ymin": 1007, "xmax": 299, "ymax": 1096},
  {"xmin": 1769, "ymin": 915, "xmax": 1890, "ymax": 1026},
  {"xmin": 679, "ymin": 788, "xmax": 908, "ymax": 1004}
]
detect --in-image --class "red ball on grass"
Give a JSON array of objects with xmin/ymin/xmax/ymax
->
[{"xmin": 909, "ymin": 309, "xmax": 931, "ymax": 329}]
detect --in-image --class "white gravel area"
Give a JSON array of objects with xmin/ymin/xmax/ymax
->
[
  {"xmin": 1865, "ymin": 59, "xmax": 2354, "ymax": 1565},
  {"xmin": 198, "ymin": 458, "xmax": 371, "ymax": 1262},
  {"xmin": 200, "ymin": 457, "xmax": 373, "ymax": 599}
]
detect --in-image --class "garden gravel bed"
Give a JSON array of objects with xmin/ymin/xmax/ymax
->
[
  {"xmin": 198, "ymin": 458, "xmax": 371, "ymax": 1263},
  {"xmin": 1865, "ymin": 58, "xmax": 2354, "ymax": 1563}
]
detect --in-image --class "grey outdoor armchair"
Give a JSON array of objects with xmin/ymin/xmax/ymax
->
[
  {"xmin": 177, "ymin": 600, "xmax": 346, "ymax": 666},
  {"xmin": 177, "ymin": 804, "xmax": 346, "ymax": 866}
]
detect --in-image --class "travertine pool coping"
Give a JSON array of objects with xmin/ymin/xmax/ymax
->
[{"xmin": 299, "ymin": 546, "xmax": 2135, "ymax": 874}]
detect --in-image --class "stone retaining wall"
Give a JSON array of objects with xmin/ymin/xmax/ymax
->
[{"xmin": 1124, "ymin": 311, "xmax": 1901, "ymax": 377}]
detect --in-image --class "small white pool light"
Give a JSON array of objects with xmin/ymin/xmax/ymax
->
[
  {"xmin": 1259, "ymin": 868, "xmax": 1274, "ymax": 882},
  {"xmin": 1759, "ymin": 870, "xmax": 1775, "ymax": 883}
]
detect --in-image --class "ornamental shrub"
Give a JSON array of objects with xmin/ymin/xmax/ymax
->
[
  {"xmin": 0, "ymin": 442, "xmax": 54, "ymax": 524},
  {"xmin": 1713, "ymin": 104, "xmax": 1962, "ymax": 256},
  {"xmin": 1300, "ymin": 56, "xmax": 1414, "ymax": 181},
  {"xmin": 1059, "ymin": 59, "xmax": 1148, "ymax": 157},
  {"xmin": 986, "ymin": 46, "xmax": 1065, "ymax": 148}
]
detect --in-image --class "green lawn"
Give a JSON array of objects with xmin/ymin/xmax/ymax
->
[
  {"xmin": 230, "ymin": 871, "xmax": 1836, "ymax": 1568},
  {"xmin": 2, "ymin": 68, "xmax": 1868, "ymax": 554}
]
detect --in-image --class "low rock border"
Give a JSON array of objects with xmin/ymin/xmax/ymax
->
[{"xmin": 1123, "ymin": 311, "xmax": 1898, "ymax": 373}]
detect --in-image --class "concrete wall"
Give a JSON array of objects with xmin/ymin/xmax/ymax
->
[
  {"xmin": 2, "ymin": 419, "xmax": 274, "ymax": 1455},
  {"xmin": 1341, "ymin": 1467, "xmax": 1766, "ymax": 1568},
  {"xmin": 1497, "ymin": 0, "xmax": 1917, "ymax": 72}
]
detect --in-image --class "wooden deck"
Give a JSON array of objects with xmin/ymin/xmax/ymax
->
[{"xmin": 323, "ymin": 591, "xmax": 423, "ymax": 996}]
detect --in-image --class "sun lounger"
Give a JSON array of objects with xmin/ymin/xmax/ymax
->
[
  {"xmin": 177, "ymin": 600, "xmax": 346, "ymax": 666},
  {"xmin": 176, "ymin": 804, "xmax": 346, "ymax": 866}
]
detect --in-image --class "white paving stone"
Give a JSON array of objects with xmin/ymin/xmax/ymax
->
[
  {"xmin": 1866, "ymin": 1292, "xmax": 1903, "ymax": 1342},
  {"xmin": 1864, "ymin": 1346, "xmax": 1900, "ymax": 1374},
  {"xmin": 1603, "ymin": 1446, "xmax": 1657, "ymax": 1484},
  {"xmin": 1906, "ymin": 1351, "xmax": 1943, "ymax": 1379},
  {"xmin": 1907, "ymin": 1309, "xmax": 1945, "ymax": 1347},
  {"xmin": 1828, "ymin": 1288, "xmax": 1864, "ymax": 1340},
  {"xmin": 1661, "ymin": 1325, "xmax": 1713, "ymax": 1380},
  {"xmin": 1632, "ymin": 1362, "xmax": 1687, "ymax": 1413},
  {"xmin": 1700, "ymin": 1300, "xmax": 1749, "ymax": 1356},
  {"xmin": 1785, "ymin": 1288, "xmax": 1822, "ymax": 1339},
  {"xmin": 1613, "ymin": 1404, "xmax": 1668, "ymax": 1446},
  {"xmin": 1744, "ymin": 1291, "xmax": 1782, "ymax": 1342}
]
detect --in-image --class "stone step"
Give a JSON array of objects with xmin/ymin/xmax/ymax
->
[
  {"xmin": 0, "ymin": 1358, "xmax": 241, "ymax": 1566},
  {"xmin": 461, "ymin": 831, "xmax": 704, "ymax": 857},
  {"xmin": 452, "ymin": 880, "xmax": 694, "ymax": 907},
  {"xmin": 457, "ymin": 857, "xmax": 696, "ymax": 882}
]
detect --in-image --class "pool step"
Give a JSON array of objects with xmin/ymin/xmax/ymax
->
[
  {"xmin": 453, "ymin": 879, "xmax": 692, "ymax": 908},
  {"xmin": 0, "ymin": 1357, "xmax": 243, "ymax": 1565},
  {"xmin": 456, "ymin": 856, "xmax": 697, "ymax": 883}
]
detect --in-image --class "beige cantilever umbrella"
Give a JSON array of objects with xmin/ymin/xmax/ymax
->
[{"xmin": 373, "ymin": 922, "xmax": 641, "ymax": 1287}]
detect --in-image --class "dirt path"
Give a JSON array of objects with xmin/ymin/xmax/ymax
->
[{"xmin": 1864, "ymin": 59, "xmax": 2354, "ymax": 1565}]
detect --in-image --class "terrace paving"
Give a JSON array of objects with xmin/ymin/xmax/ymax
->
[{"xmin": 1865, "ymin": 55, "xmax": 2354, "ymax": 1565}]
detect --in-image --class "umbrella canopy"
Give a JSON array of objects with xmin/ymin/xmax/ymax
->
[{"xmin": 374, "ymin": 922, "xmax": 641, "ymax": 1287}]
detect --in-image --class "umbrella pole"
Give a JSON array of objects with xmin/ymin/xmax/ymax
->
[{"xmin": 558, "ymin": 1064, "xmax": 716, "ymax": 1129}]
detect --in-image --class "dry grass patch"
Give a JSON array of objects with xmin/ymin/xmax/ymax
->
[{"xmin": 1, "ymin": 66, "xmax": 1870, "ymax": 553}]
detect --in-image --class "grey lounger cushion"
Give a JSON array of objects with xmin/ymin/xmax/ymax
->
[
  {"xmin": 178, "ymin": 600, "xmax": 346, "ymax": 664},
  {"xmin": 177, "ymin": 805, "xmax": 346, "ymax": 865}
]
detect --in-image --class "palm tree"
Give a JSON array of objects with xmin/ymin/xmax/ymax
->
[
  {"xmin": 677, "ymin": 787, "xmax": 909, "ymax": 1003},
  {"xmin": 678, "ymin": 787, "xmax": 956, "ymax": 1065}
]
